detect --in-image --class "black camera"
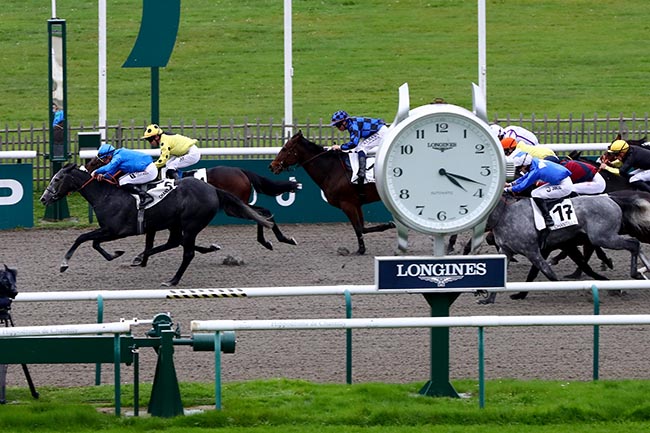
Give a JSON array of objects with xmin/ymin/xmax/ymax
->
[{"xmin": 0, "ymin": 265, "xmax": 18, "ymax": 318}]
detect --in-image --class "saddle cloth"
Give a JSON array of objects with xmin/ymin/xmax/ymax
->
[
  {"xmin": 530, "ymin": 197, "xmax": 579, "ymax": 231},
  {"xmin": 131, "ymin": 179, "xmax": 177, "ymax": 210},
  {"xmin": 347, "ymin": 153, "xmax": 376, "ymax": 184}
]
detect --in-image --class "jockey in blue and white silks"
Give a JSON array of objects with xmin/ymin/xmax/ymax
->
[
  {"xmin": 329, "ymin": 110, "xmax": 388, "ymax": 188},
  {"xmin": 91, "ymin": 143, "xmax": 158, "ymax": 207},
  {"xmin": 505, "ymin": 154, "xmax": 574, "ymax": 228}
]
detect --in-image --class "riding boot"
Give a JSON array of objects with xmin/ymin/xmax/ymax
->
[
  {"xmin": 121, "ymin": 184, "xmax": 153, "ymax": 209},
  {"xmin": 166, "ymin": 169, "xmax": 180, "ymax": 180},
  {"xmin": 533, "ymin": 197, "xmax": 554, "ymax": 228},
  {"xmin": 632, "ymin": 181, "xmax": 650, "ymax": 193},
  {"xmin": 356, "ymin": 151, "xmax": 367, "ymax": 198}
]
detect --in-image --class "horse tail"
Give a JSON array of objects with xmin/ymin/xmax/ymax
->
[
  {"xmin": 213, "ymin": 186, "xmax": 274, "ymax": 228},
  {"xmin": 241, "ymin": 168, "xmax": 301, "ymax": 196},
  {"xmin": 609, "ymin": 191, "xmax": 650, "ymax": 241}
]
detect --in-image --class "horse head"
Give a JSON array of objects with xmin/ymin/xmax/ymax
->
[
  {"xmin": 40, "ymin": 163, "xmax": 90, "ymax": 205},
  {"xmin": 270, "ymin": 130, "xmax": 325, "ymax": 174}
]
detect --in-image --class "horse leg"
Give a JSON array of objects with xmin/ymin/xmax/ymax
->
[
  {"xmin": 91, "ymin": 240, "xmax": 125, "ymax": 261},
  {"xmin": 162, "ymin": 233, "xmax": 198, "ymax": 287},
  {"xmin": 341, "ymin": 203, "xmax": 367, "ymax": 255},
  {"xmin": 138, "ymin": 229, "xmax": 183, "ymax": 266},
  {"xmin": 362, "ymin": 222, "xmax": 396, "ymax": 234},
  {"xmin": 593, "ymin": 246, "xmax": 614, "ymax": 270},
  {"xmin": 447, "ymin": 234, "xmax": 458, "ymax": 254},
  {"xmin": 251, "ymin": 205, "xmax": 297, "ymax": 247},
  {"xmin": 60, "ymin": 227, "xmax": 119, "ymax": 272},
  {"xmin": 132, "ymin": 231, "xmax": 157, "ymax": 267}
]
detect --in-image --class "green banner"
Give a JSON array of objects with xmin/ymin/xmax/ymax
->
[
  {"xmin": 0, "ymin": 164, "xmax": 34, "ymax": 229},
  {"xmin": 189, "ymin": 160, "xmax": 392, "ymax": 225}
]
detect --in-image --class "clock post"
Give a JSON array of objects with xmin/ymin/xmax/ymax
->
[{"xmin": 375, "ymin": 83, "xmax": 508, "ymax": 397}]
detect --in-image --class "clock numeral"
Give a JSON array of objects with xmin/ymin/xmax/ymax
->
[
  {"xmin": 392, "ymin": 167, "xmax": 403, "ymax": 177},
  {"xmin": 399, "ymin": 189, "xmax": 410, "ymax": 199},
  {"xmin": 473, "ymin": 188, "xmax": 484, "ymax": 198},
  {"xmin": 436, "ymin": 123, "xmax": 448, "ymax": 133},
  {"xmin": 474, "ymin": 143, "xmax": 485, "ymax": 154},
  {"xmin": 459, "ymin": 205, "xmax": 468, "ymax": 215},
  {"xmin": 416, "ymin": 129, "xmax": 425, "ymax": 139},
  {"xmin": 480, "ymin": 165, "xmax": 491, "ymax": 176},
  {"xmin": 436, "ymin": 211, "xmax": 447, "ymax": 221},
  {"xmin": 400, "ymin": 144, "xmax": 413, "ymax": 155},
  {"xmin": 463, "ymin": 129, "xmax": 468, "ymax": 139},
  {"xmin": 415, "ymin": 205, "xmax": 424, "ymax": 216}
]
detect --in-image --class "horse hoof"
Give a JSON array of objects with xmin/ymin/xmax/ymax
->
[
  {"xmin": 477, "ymin": 299, "xmax": 494, "ymax": 305},
  {"xmin": 131, "ymin": 256, "xmax": 144, "ymax": 267},
  {"xmin": 211, "ymin": 243, "xmax": 222, "ymax": 251},
  {"xmin": 59, "ymin": 264, "xmax": 69, "ymax": 273},
  {"xmin": 262, "ymin": 242, "xmax": 274, "ymax": 251},
  {"xmin": 284, "ymin": 237, "xmax": 298, "ymax": 246},
  {"xmin": 160, "ymin": 280, "xmax": 178, "ymax": 287}
]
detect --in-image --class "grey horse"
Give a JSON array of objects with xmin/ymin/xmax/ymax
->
[{"xmin": 481, "ymin": 193, "xmax": 641, "ymax": 304}]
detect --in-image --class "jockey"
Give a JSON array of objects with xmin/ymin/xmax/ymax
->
[
  {"xmin": 600, "ymin": 139, "xmax": 650, "ymax": 193},
  {"xmin": 491, "ymin": 124, "xmax": 540, "ymax": 147},
  {"xmin": 501, "ymin": 137, "xmax": 559, "ymax": 167},
  {"xmin": 142, "ymin": 124, "xmax": 201, "ymax": 180},
  {"xmin": 329, "ymin": 110, "xmax": 388, "ymax": 189},
  {"xmin": 560, "ymin": 157, "xmax": 606, "ymax": 195},
  {"xmin": 504, "ymin": 153, "xmax": 573, "ymax": 228},
  {"xmin": 91, "ymin": 143, "xmax": 158, "ymax": 208}
]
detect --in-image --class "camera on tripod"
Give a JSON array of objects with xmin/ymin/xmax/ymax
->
[{"xmin": 0, "ymin": 265, "xmax": 18, "ymax": 321}]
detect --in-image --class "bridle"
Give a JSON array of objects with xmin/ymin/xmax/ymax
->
[{"xmin": 275, "ymin": 139, "xmax": 327, "ymax": 171}]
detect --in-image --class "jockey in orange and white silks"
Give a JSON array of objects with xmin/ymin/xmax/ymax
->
[{"xmin": 142, "ymin": 124, "xmax": 201, "ymax": 180}]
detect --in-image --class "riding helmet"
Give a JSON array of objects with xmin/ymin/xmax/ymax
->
[
  {"xmin": 490, "ymin": 124, "xmax": 505, "ymax": 139},
  {"xmin": 500, "ymin": 137, "xmax": 518, "ymax": 151},
  {"xmin": 330, "ymin": 110, "xmax": 349, "ymax": 126},
  {"xmin": 608, "ymin": 139, "xmax": 629, "ymax": 154},
  {"xmin": 97, "ymin": 143, "xmax": 115, "ymax": 159},
  {"xmin": 142, "ymin": 123, "xmax": 163, "ymax": 139}
]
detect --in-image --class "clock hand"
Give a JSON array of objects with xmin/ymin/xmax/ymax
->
[
  {"xmin": 445, "ymin": 171, "xmax": 486, "ymax": 186},
  {"xmin": 439, "ymin": 168, "xmax": 466, "ymax": 191}
]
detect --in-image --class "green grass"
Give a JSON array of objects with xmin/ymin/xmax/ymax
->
[
  {"xmin": 2, "ymin": 379, "xmax": 650, "ymax": 432},
  {"xmin": 1, "ymin": 0, "xmax": 649, "ymax": 129}
]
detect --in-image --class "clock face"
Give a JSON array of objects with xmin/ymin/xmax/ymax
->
[{"xmin": 376, "ymin": 104, "xmax": 505, "ymax": 234}]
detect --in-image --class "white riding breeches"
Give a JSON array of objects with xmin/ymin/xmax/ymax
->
[
  {"xmin": 629, "ymin": 168, "xmax": 650, "ymax": 183},
  {"xmin": 572, "ymin": 172, "xmax": 606, "ymax": 195},
  {"xmin": 118, "ymin": 163, "xmax": 158, "ymax": 186},
  {"xmin": 356, "ymin": 125, "xmax": 388, "ymax": 153},
  {"xmin": 531, "ymin": 176, "xmax": 574, "ymax": 199},
  {"xmin": 165, "ymin": 145, "xmax": 201, "ymax": 170}
]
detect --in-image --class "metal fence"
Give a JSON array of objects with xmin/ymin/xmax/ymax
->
[{"xmin": 1, "ymin": 114, "xmax": 649, "ymax": 190}]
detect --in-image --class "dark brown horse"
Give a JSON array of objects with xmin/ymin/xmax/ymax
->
[
  {"xmin": 269, "ymin": 130, "xmax": 395, "ymax": 255},
  {"xmin": 85, "ymin": 157, "xmax": 300, "ymax": 250}
]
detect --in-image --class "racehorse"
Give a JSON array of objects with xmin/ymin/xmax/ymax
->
[
  {"xmin": 480, "ymin": 193, "xmax": 641, "ymax": 304},
  {"xmin": 269, "ymin": 130, "xmax": 395, "ymax": 255},
  {"xmin": 84, "ymin": 157, "xmax": 299, "ymax": 250},
  {"xmin": 40, "ymin": 163, "xmax": 272, "ymax": 286}
]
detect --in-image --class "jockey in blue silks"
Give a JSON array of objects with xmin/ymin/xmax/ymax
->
[
  {"xmin": 91, "ymin": 143, "xmax": 158, "ymax": 208},
  {"xmin": 504, "ymin": 153, "xmax": 574, "ymax": 228},
  {"xmin": 329, "ymin": 110, "xmax": 388, "ymax": 189}
]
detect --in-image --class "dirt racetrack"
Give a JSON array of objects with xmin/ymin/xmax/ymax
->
[{"xmin": 1, "ymin": 222, "xmax": 650, "ymax": 390}]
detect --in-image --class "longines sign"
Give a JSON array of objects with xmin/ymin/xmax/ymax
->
[{"xmin": 375, "ymin": 255, "xmax": 507, "ymax": 293}]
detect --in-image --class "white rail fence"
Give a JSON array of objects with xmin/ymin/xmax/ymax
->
[{"xmin": 191, "ymin": 313, "xmax": 650, "ymax": 409}]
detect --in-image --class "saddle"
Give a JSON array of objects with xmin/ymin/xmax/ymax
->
[
  {"xmin": 530, "ymin": 196, "xmax": 579, "ymax": 231},
  {"xmin": 344, "ymin": 153, "xmax": 376, "ymax": 184},
  {"xmin": 139, "ymin": 179, "xmax": 176, "ymax": 209}
]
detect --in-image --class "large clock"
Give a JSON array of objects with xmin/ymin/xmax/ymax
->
[{"xmin": 376, "ymin": 92, "xmax": 506, "ymax": 240}]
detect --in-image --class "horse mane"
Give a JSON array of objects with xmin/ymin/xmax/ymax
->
[{"xmin": 295, "ymin": 131, "xmax": 326, "ymax": 153}]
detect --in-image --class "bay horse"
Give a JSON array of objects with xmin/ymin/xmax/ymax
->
[
  {"xmin": 480, "ymin": 193, "xmax": 641, "ymax": 304},
  {"xmin": 40, "ymin": 163, "xmax": 272, "ymax": 286},
  {"xmin": 85, "ymin": 157, "xmax": 299, "ymax": 250},
  {"xmin": 269, "ymin": 130, "xmax": 395, "ymax": 255}
]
